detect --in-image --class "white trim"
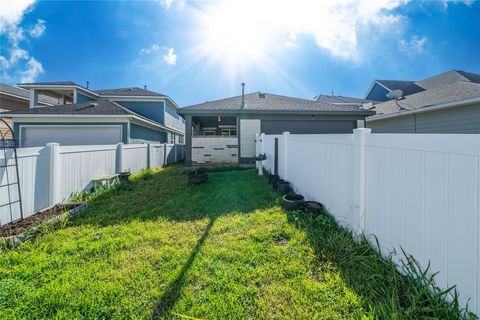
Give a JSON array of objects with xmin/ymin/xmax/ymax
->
[
  {"xmin": 2, "ymin": 114, "xmax": 131, "ymax": 119},
  {"xmin": 367, "ymin": 96, "xmax": 480, "ymax": 122},
  {"xmin": 73, "ymin": 88, "xmax": 78, "ymax": 103},
  {"xmin": 18, "ymin": 84, "xmax": 100, "ymax": 97},
  {"xmin": 18, "ymin": 124, "xmax": 123, "ymax": 148}
]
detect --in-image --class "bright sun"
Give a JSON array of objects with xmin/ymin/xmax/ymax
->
[{"xmin": 193, "ymin": 1, "xmax": 275, "ymax": 74}]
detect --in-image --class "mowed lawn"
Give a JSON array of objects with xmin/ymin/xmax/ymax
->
[{"xmin": 0, "ymin": 166, "xmax": 470, "ymax": 319}]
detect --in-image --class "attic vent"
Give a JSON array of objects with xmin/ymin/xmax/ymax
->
[
  {"xmin": 128, "ymin": 88, "xmax": 134, "ymax": 91},
  {"xmin": 259, "ymin": 93, "xmax": 265, "ymax": 99},
  {"xmin": 89, "ymin": 103, "xmax": 98, "ymax": 107}
]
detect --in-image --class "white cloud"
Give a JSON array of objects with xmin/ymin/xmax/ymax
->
[
  {"xmin": 163, "ymin": 47, "xmax": 177, "ymax": 65},
  {"xmin": 139, "ymin": 44, "xmax": 161, "ymax": 55},
  {"xmin": 20, "ymin": 57, "xmax": 44, "ymax": 82},
  {"xmin": 0, "ymin": 0, "xmax": 45, "ymax": 83},
  {"xmin": 398, "ymin": 35, "xmax": 427, "ymax": 55},
  {"xmin": 156, "ymin": 0, "xmax": 185, "ymax": 9},
  {"xmin": 194, "ymin": 0, "xmax": 409, "ymax": 62},
  {"xmin": 29, "ymin": 19, "xmax": 46, "ymax": 38},
  {"xmin": 441, "ymin": 0, "xmax": 474, "ymax": 8},
  {"xmin": 139, "ymin": 44, "xmax": 177, "ymax": 65},
  {"xmin": 0, "ymin": 0, "xmax": 35, "ymax": 33}
]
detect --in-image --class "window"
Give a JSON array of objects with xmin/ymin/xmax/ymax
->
[{"xmin": 204, "ymin": 130, "xmax": 216, "ymax": 136}]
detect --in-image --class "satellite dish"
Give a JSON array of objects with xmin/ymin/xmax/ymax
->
[{"xmin": 387, "ymin": 89, "xmax": 403, "ymax": 100}]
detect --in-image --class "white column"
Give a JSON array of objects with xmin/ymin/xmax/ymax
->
[
  {"xmin": 116, "ymin": 142, "xmax": 124, "ymax": 173},
  {"xmin": 282, "ymin": 131, "xmax": 290, "ymax": 181},
  {"xmin": 29, "ymin": 89, "xmax": 38, "ymax": 109},
  {"xmin": 47, "ymin": 143, "xmax": 60, "ymax": 206},
  {"xmin": 352, "ymin": 128, "xmax": 371, "ymax": 233}
]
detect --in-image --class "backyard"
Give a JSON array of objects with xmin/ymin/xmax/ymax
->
[{"xmin": 0, "ymin": 165, "xmax": 472, "ymax": 319}]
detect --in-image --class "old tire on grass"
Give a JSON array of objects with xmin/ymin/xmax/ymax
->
[
  {"xmin": 302, "ymin": 201, "xmax": 324, "ymax": 214},
  {"xmin": 282, "ymin": 194, "xmax": 304, "ymax": 211}
]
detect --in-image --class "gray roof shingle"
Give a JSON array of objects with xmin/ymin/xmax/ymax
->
[
  {"xmin": 5, "ymin": 99, "xmax": 130, "ymax": 115},
  {"xmin": 180, "ymin": 92, "xmax": 374, "ymax": 114},
  {"xmin": 95, "ymin": 87, "xmax": 166, "ymax": 97},
  {"xmin": 314, "ymin": 94, "xmax": 376, "ymax": 104},
  {"xmin": 372, "ymin": 81, "xmax": 480, "ymax": 115}
]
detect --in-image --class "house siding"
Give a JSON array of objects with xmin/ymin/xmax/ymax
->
[
  {"xmin": 76, "ymin": 92, "xmax": 96, "ymax": 103},
  {"xmin": 261, "ymin": 120, "xmax": 356, "ymax": 134},
  {"xmin": 130, "ymin": 123, "xmax": 167, "ymax": 143},
  {"xmin": 0, "ymin": 96, "xmax": 28, "ymax": 112},
  {"xmin": 367, "ymin": 103, "xmax": 480, "ymax": 133},
  {"xmin": 116, "ymin": 101, "xmax": 165, "ymax": 125},
  {"xmin": 164, "ymin": 102, "xmax": 185, "ymax": 133},
  {"xmin": 366, "ymin": 83, "xmax": 389, "ymax": 102}
]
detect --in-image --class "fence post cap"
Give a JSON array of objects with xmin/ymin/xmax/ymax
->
[
  {"xmin": 283, "ymin": 131, "xmax": 290, "ymax": 135},
  {"xmin": 353, "ymin": 128, "xmax": 371, "ymax": 134},
  {"xmin": 46, "ymin": 142, "xmax": 60, "ymax": 147}
]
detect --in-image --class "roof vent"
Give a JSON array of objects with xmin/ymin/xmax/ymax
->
[
  {"xmin": 259, "ymin": 93, "xmax": 265, "ymax": 99},
  {"xmin": 89, "ymin": 102, "xmax": 98, "ymax": 107},
  {"xmin": 128, "ymin": 88, "xmax": 134, "ymax": 91}
]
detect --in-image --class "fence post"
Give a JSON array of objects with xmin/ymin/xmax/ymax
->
[
  {"xmin": 255, "ymin": 133, "xmax": 260, "ymax": 169},
  {"xmin": 174, "ymin": 144, "xmax": 177, "ymax": 163},
  {"xmin": 47, "ymin": 143, "xmax": 60, "ymax": 206},
  {"xmin": 116, "ymin": 142, "xmax": 124, "ymax": 173},
  {"xmin": 282, "ymin": 131, "xmax": 290, "ymax": 180},
  {"xmin": 147, "ymin": 143, "xmax": 152, "ymax": 169},
  {"xmin": 352, "ymin": 128, "xmax": 371, "ymax": 233},
  {"xmin": 163, "ymin": 143, "xmax": 167, "ymax": 166}
]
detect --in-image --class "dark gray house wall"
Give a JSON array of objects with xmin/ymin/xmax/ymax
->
[
  {"xmin": 261, "ymin": 120, "xmax": 356, "ymax": 134},
  {"xmin": 367, "ymin": 103, "xmax": 480, "ymax": 133}
]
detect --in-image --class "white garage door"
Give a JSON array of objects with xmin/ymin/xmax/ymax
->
[{"xmin": 21, "ymin": 126, "xmax": 123, "ymax": 147}]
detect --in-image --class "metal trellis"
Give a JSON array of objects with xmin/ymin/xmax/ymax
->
[{"xmin": 0, "ymin": 118, "xmax": 23, "ymax": 226}]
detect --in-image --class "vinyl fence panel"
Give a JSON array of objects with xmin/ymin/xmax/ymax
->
[
  {"xmin": 258, "ymin": 130, "xmax": 480, "ymax": 315},
  {"xmin": 0, "ymin": 143, "xmax": 183, "ymax": 226}
]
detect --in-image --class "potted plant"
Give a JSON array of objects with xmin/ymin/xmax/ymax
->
[
  {"xmin": 188, "ymin": 168, "xmax": 208, "ymax": 185},
  {"xmin": 277, "ymin": 180, "xmax": 290, "ymax": 195},
  {"xmin": 302, "ymin": 201, "xmax": 324, "ymax": 214},
  {"xmin": 282, "ymin": 193, "xmax": 304, "ymax": 211}
]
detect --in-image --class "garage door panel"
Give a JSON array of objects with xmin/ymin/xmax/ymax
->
[{"xmin": 21, "ymin": 126, "xmax": 122, "ymax": 147}]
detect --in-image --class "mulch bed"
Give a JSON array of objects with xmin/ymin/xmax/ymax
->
[{"xmin": 0, "ymin": 204, "xmax": 78, "ymax": 238}]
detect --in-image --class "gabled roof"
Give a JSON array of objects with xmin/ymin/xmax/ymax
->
[
  {"xmin": 374, "ymin": 80, "xmax": 425, "ymax": 96},
  {"xmin": 370, "ymin": 80, "xmax": 480, "ymax": 117},
  {"xmin": 314, "ymin": 94, "xmax": 376, "ymax": 104},
  {"xmin": 180, "ymin": 92, "xmax": 374, "ymax": 115},
  {"xmin": 416, "ymin": 70, "xmax": 480, "ymax": 90},
  {"xmin": 95, "ymin": 87, "xmax": 167, "ymax": 97},
  {"xmin": 1, "ymin": 99, "xmax": 185, "ymax": 134},
  {"xmin": 4, "ymin": 99, "xmax": 129, "ymax": 115}
]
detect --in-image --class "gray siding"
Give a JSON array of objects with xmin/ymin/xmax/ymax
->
[
  {"xmin": 367, "ymin": 103, "xmax": 480, "ymax": 133},
  {"xmin": 261, "ymin": 120, "xmax": 356, "ymax": 134},
  {"xmin": 130, "ymin": 123, "xmax": 167, "ymax": 143},
  {"xmin": 367, "ymin": 115, "xmax": 416, "ymax": 133},
  {"xmin": 116, "ymin": 101, "xmax": 165, "ymax": 125},
  {"xmin": 76, "ymin": 92, "xmax": 96, "ymax": 103}
]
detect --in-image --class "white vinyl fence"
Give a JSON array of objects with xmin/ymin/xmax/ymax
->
[
  {"xmin": 0, "ymin": 142, "xmax": 184, "ymax": 226},
  {"xmin": 258, "ymin": 130, "xmax": 480, "ymax": 315}
]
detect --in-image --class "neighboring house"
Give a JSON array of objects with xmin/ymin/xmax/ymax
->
[
  {"xmin": 178, "ymin": 89, "xmax": 374, "ymax": 167},
  {"xmin": 1, "ymin": 81, "xmax": 185, "ymax": 147},
  {"xmin": 365, "ymin": 70, "xmax": 480, "ymax": 133}
]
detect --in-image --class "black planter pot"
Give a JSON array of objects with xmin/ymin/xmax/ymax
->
[
  {"xmin": 277, "ymin": 181, "xmax": 290, "ymax": 195},
  {"xmin": 272, "ymin": 179, "xmax": 285, "ymax": 190},
  {"xmin": 302, "ymin": 201, "xmax": 324, "ymax": 214},
  {"xmin": 282, "ymin": 194, "xmax": 305, "ymax": 211},
  {"xmin": 188, "ymin": 171, "xmax": 208, "ymax": 185}
]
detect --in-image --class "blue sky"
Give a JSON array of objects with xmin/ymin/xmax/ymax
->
[{"xmin": 0, "ymin": 0, "xmax": 479, "ymax": 106}]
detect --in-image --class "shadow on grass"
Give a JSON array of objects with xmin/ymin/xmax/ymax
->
[
  {"xmin": 286, "ymin": 210, "xmax": 476, "ymax": 319},
  {"xmin": 151, "ymin": 216, "xmax": 216, "ymax": 320}
]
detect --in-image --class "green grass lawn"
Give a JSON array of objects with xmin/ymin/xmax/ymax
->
[{"xmin": 0, "ymin": 166, "xmax": 474, "ymax": 319}]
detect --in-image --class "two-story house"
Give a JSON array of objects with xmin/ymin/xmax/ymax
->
[{"xmin": 1, "ymin": 81, "xmax": 185, "ymax": 147}]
